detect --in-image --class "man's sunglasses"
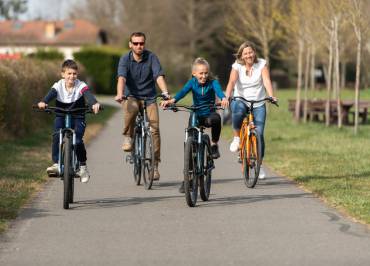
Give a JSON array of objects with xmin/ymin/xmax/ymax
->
[{"xmin": 132, "ymin": 42, "xmax": 145, "ymax": 46}]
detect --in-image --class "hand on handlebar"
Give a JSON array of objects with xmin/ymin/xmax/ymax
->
[
  {"xmin": 38, "ymin": 101, "xmax": 48, "ymax": 109},
  {"xmin": 160, "ymin": 98, "xmax": 175, "ymax": 108},
  {"xmin": 92, "ymin": 103, "xmax": 100, "ymax": 114},
  {"xmin": 221, "ymin": 97, "xmax": 229, "ymax": 109},
  {"xmin": 114, "ymin": 94, "xmax": 124, "ymax": 103},
  {"xmin": 268, "ymin": 96, "xmax": 279, "ymax": 106}
]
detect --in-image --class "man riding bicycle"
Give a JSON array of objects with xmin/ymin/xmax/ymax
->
[{"xmin": 115, "ymin": 32, "xmax": 170, "ymax": 180}]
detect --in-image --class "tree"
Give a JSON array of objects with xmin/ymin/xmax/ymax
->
[
  {"xmin": 346, "ymin": 0, "xmax": 369, "ymax": 134},
  {"xmin": 225, "ymin": 0, "xmax": 285, "ymax": 65},
  {"xmin": 0, "ymin": 0, "xmax": 27, "ymax": 19}
]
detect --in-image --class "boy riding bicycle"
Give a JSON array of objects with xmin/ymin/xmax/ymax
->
[{"xmin": 37, "ymin": 59, "xmax": 100, "ymax": 183}]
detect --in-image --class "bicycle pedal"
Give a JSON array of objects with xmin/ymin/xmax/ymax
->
[{"xmin": 125, "ymin": 155, "xmax": 133, "ymax": 164}]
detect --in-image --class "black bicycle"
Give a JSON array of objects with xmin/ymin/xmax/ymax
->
[
  {"xmin": 125, "ymin": 94, "xmax": 167, "ymax": 190},
  {"xmin": 165, "ymin": 103, "xmax": 223, "ymax": 207},
  {"xmin": 34, "ymin": 105, "xmax": 101, "ymax": 209}
]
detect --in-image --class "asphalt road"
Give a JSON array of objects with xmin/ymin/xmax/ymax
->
[{"xmin": 1, "ymin": 100, "xmax": 370, "ymax": 266}]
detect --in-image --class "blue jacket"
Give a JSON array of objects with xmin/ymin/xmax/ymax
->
[{"xmin": 174, "ymin": 77, "xmax": 225, "ymax": 117}]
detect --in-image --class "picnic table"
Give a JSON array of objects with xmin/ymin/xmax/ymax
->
[{"xmin": 288, "ymin": 99, "xmax": 370, "ymax": 124}]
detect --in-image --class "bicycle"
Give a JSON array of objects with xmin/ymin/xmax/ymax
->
[
  {"xmin": 33, "ymin": 105, "xmax": 101, "ymax": 209},
  {"xmin": 125, "ymin": 94, "xmax": 167, "ymax": 190},
  {"xmin": 165, "ymin": 103, "xmax": 223, "ymax": 207},
  {"xmin": 231, "ymin": 96, "xmax": 278, "ymax": 188}
]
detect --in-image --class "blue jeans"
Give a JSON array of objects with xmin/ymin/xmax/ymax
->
[
  {"xmin": 52, "ymin": 116, "xmax": 86, "ymax": 163},
  {"xmin": 231, "ymin": 100, "xmax": 266, "ymax": 158}
]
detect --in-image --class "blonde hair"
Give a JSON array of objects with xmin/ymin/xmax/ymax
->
[
  {"xmin": 191, "ymin": 57, "xmax": 216, "ymax": 80},
  {"xmin": 235, "ymin": 41, "xmax": 258, "ymax": 65}
]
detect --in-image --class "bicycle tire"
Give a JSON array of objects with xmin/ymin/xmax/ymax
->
[
  {"xmin": 132, "ymin": 129, "xmax": 141, "ymax": 185},
  {"xmin": 184, "ymin": 136, "xmax": 198, "ymax": 207},
  {"xmin": 142, "ymin": 131, "xmax": 154, "ymax": 190},
  {"xmin": 199, "ymin": 135, "xmax": 212, "ymax": 201},
  {"xmin": 242, "ymin": 130, "xmax": 262, "ymax": 188},
  {"xmin": 63, "ymin": 135, "xmax": 72, "ymax": 209}
]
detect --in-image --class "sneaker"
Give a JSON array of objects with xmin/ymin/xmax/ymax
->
[
  {"xmin": 259, "ymin": 168, "xmax": 266, "ymax": 180},
  {"xmin": 179, "ymin": 181, "xmax": 185, "ymax": 193},
  {"xmin": 46, "ymin": 163, "xmax": 59, "ymax": 176},
  {"xmin": 229, "ymin": 137, "xmax": 240, "ymax": 152},
  {"xmin": 210, "ymin": 144, "xmax": 220, "ymax": 159},
  {"xmin": 77, "ymin": 165, "xmax": 90, "ymax": 183},
  {"xmin": 153, "ymin": 162, "xmax": 160, "ymax": 181},
  {"xmin": 122, "ymin": 137, "xmax": 132, "ymax": 152}
]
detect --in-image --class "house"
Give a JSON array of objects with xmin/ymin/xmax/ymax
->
[{"xmin": 0, "ymin": 19, "xmax": 107, "ymax": 59}]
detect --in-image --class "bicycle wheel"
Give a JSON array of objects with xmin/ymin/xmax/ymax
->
[
  {"xmin": 199, "ymin": 135, "xmax": 212, "ymax": 201},
  {"xmin": 63, "ymin": 135, "xmax": 72, "ymax": 209},
  {"xmin": 242, "ymin": 130, "xmax": 262, "ymax": 188},
  {"xmin": 184, "ymin": 136, "xmax": 198, "ymax": 207},
  {"xmin": 132, "ymin": 129, "xmax": 141, "ymax": 185},
  {"xmin": 142, "ymin": 131, "xmax": 154, "ymax": 190}
]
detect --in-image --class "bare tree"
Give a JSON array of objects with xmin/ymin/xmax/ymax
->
[
  {"xmin": 225, "ymin": 0, "xmax": 285, "ymax": 65},
  {"xmin": 347, "ymin": 0, "xmax": 369, "ymax": 134},
  {"xmin": 0, "ymin": 0, "xmax": 27, "ymax": 19}
]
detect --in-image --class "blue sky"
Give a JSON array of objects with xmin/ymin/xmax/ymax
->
[{"xmin": 20, "ymin": 0, "xmax": 80, "ymax": 20}]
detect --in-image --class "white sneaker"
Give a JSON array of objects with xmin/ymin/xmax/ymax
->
[
  {"xmin": 229, "ymin": 137, "xmax": 240, "ymax": 152},
  {"xmin": 77, "ymin": 165, "xmax": 90, "ymax": 183},
  {"xmin": 46, "ymin": 163, "xmax": 59, "ymax": 176},
  {"xmin": 259, "ymin": 168, "xmax": 266, "ymax": 179}
]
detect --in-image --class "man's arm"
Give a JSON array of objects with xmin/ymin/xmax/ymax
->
[
  {"xmin": 156, "ymin": 75, "xmax": 169, "ymax": 97},
  {"xmin": 115, "ymin": 76, "xmax": 126, "ymax": 103}
]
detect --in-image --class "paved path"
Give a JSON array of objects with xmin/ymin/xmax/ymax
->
[{"xmin": 1, "ymin": 99, "xmax": 370, "ymax": 266}]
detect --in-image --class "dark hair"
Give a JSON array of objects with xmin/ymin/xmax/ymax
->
[
  {"xmin": 130, "ymin": 32, "xmax": 146, "ymax": 42},
  {"xmin": 235, "ymin": 41, "xmax": 258, "ymax": 65},
  {"xmin": 62, "ymin": 59, "xmax": 78, "ymax": 71}
]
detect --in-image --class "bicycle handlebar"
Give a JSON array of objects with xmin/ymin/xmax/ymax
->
[
  {"xmin": 231, "ymin": 96, "xmax": 279, "ymax": 107},
  {"xmin": 123, "ymin": 93, "xmax": 170, "ymax": 101},
  {"xmin": 32, "ymin": 105, "xmax": 104, "ymax": 114},
  {"xmin": 164, "ymin": 102, "xmax": 224, "ymax": 113}
]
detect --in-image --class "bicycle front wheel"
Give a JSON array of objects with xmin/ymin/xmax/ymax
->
[
  {"xmin": 184, "ymin": 136, "xmax": 198, "ymax": 207},
  {"xmin": 199, "ymin": 135, "xmax": 212, "ymax": 201},
  {"xmin": 142, "ymin": 131, "xmax": 154, "ymax": 190},
  {"xmin": 242, "ymin": 131, "xmax": 262, "ymax": 188},
  {"xmin": 63, "ymin": 135, "xmax": 73, "ymax": 209},
  {"xmin": 132, "ymin": 129, "xmax": 141, "ymax": 185}
]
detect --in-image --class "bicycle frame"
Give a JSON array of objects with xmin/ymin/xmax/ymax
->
[{"xmin": 57, "ymin": 113, "xmax": 78, "ymax": 177}]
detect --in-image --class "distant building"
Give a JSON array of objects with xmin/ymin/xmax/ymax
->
[{"xmin": 0, "ymin": 19, "xmax": 107, "ymax": 59}]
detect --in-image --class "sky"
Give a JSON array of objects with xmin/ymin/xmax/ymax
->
[{"xmin": 19, "ymin": 0, "xmax": 82, "ymax": 20}]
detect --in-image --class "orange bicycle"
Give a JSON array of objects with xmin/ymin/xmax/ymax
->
[{"xmin": 232, "ymin": 96, "xmax": 278, "ymax": 188}]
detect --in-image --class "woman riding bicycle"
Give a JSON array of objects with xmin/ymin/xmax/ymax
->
[{"xmin": 224, "ymin": 41, "xmax": 277, "ymax": 179}]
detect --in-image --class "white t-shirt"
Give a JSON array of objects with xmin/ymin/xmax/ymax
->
[
  {"xmin": 232, "ymin": 58, "xmax": 266, "ymax": 107},
  {"xmin": 52, "ymin": 79, "xmax": 88, "ymax": 103}
]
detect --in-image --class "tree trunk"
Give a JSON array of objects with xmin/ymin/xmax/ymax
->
[
  {"xmin": 310, "ymin": 44, "xmax": 316, "ymax": 91},
  {"xmin": 334, "ymin": 16, "xmax": 342, "ymax": 128},
  {"xmin": 303, "ymin": 45, "xmax": 311, "ymax": 123},
  {"xmin": 325, "ymin": 24, "xmax": 334, "ymax": 127},
  {"xmin": 354, "ymin": 31, "xmax": 362, "ymax": 135},
  {"xmin": 295, "ymin": 39, "xmax": 304, "ymax": 122}
]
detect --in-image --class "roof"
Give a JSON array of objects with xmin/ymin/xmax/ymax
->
[{"xmin": 0, "ymin": 19, "xmax": 105, "ymax": 46}]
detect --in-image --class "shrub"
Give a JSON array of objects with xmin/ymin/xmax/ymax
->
[
  {"xmin": 74, "ymin": 46, "xmax": 127, "ymax": 94},
  {"xmin": 0, "ymin": 59, "xmax": 60, "ymax": 140},
  {"xmin": 27, "ymin": 48, "xmax": 64, "ymax": 60}
]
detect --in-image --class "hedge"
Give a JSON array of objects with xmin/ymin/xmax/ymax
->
[
  {"xmin": 0, "ymin": 59, "xmax": 60, "ymax": 140},
  {"xmin": 74, "ymin": 46, "xmax": 127, "ymax": 95}
]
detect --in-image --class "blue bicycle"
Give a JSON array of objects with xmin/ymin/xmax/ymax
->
[{"xmin": 34, "ymin": 106, "xmax": 101, "ymax": 209}]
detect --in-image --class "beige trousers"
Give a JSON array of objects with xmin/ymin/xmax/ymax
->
[{"xmin": 122, "ymin": 97, "xmax": 160, "ymax": 162}]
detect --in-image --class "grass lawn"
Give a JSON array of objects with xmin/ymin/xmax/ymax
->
[
  {"xmin": 224, "ymin": 88, "xmax": 370, "ymax": 225},
  {"xmin": 0, "ymin": 105, "xmax": 118, "ymax": 233}
]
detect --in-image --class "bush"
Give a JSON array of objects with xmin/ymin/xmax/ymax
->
[
  {"xmin": 0, "ymin": 59, "xmax": 60, "ymax": 140},
  {"xmin": 27, "ymin": 48, "xmax": 64, "ymax": 61},
  {"xmin": 74, "ymin": 46, "xmax": 127, "ymax": 94}
]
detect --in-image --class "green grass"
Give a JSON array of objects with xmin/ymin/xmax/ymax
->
[
  {"xmin": 0, "ymin": 105, "xmax": 118, "ymax": 233},
  {"xmin": 224, "ymin": 88, "xmax": 370, "ymax": 224}
]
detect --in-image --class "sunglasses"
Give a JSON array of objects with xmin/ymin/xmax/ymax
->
[{"xmin": 132, "ymin": 42, "xmax": 145, "ymax": 46}]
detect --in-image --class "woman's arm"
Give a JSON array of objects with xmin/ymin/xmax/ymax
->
[
  {"xmin": 225, "ymin": 69, "xmax": 239, "ymax": 99},
  {"xmin": 261, "ymin": 66, "xmax": 274, "ymax": 98}
]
